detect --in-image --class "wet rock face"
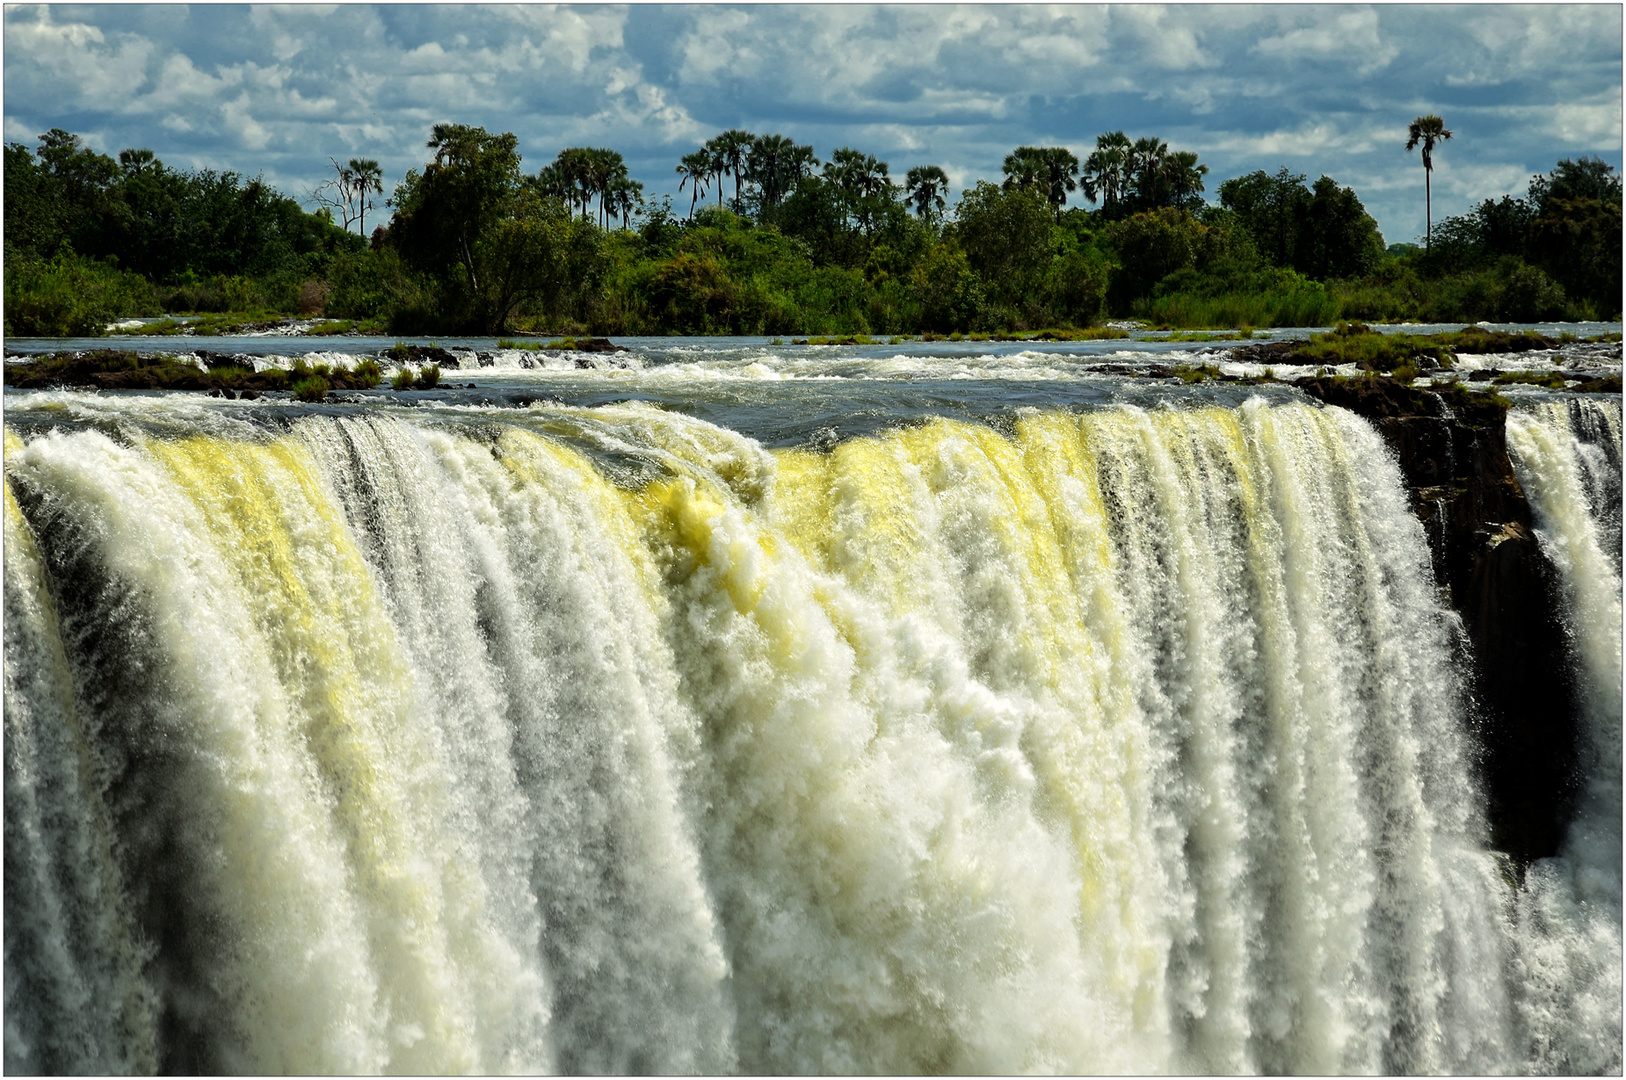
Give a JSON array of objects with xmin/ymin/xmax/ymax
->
[{"xmin": 1298, "ymin": 376, "xmax": 1581, "ymax": 865}]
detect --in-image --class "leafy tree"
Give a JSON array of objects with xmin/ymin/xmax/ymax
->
[
  {"xmin": 910, "ymin": 239, "xmax": 983, "ymax": 330},
  {"xmin": 1405, "ymin": 114, "xmax": 1453, "ymax": 251},
  {"xmin": 1105, "ymin": 208, "xmax": 1208, "ymax": 305},
  {"xmin": 388, "ymin": 123, "xmax": 594, "ymax": 331},
  {"xmin": 1528, "ymin": 195, "xmax": 1622, "ymax": 315},
  {"xmin": 1295, "ymin": 176, "xmax": 1385, "ymax": 280},
  {"xmin": 951, "ymin": 181, "xmax": 1053, "ymax": 312},
  {"xmin": 1218, "ymin": 167, "xmax": 1311, "ymax": 267}
]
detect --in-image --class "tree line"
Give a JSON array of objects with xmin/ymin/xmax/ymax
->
[{"xmin": 4, "ymin": 123, "xmax": 1619, "ymax": 337}]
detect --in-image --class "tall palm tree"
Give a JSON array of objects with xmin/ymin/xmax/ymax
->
[
  {"xmin": 348, "ymin": 157, "xmax": 384, "ymax": 235},
  {"xmin": 535, "ymin": 161, "xmax": 572, "ymax": 203},
  {"xmin": 1406, "ymin": 114, "xmax": 1453, "ymax": 252},
  {"xmin": 677, "ymin": 150, "xmax": 711, "ymax": 219},
  {"xmin": 553, "ymin": 147, "xmax": 597, "ymax": 220},
  {"xmin": 746, "ymin": 133, "xmax": 792, "ymax": 209},
  {"xmin": 1129, "ymin": 136, "xmax": 1169, "ymax": 209},
  {"xmin": 786, "ymin": 143, "xmax": 821, "ymax": 186},
  {"xmin": 1164, "ymin": 150, "xmax": 1207, "ymax": 211},
  {"xmin": 584, "ymin": 148, "xmax": 628, "ymax": 228},
  {"xmin": 1002, "ymin": 146, "xmax": 1046, "ymax": 193},
  {"xmin": 905, "ymin": 164, "xmax": 949, "ymax": 222},
  {"xmin": 606, "ymin": 175, "xmax": 643, "ymax": 229},
  {"xmin": 1081, "ymin": 131, "xmax": 1132, "ymax": 214},
  {"xmin": 710, "ymin": 129, "xmax": 755, "ymax": 207},
  {"xmin": 1040, "ymin": 147, "xmax": 1080, "ymax": 221}
]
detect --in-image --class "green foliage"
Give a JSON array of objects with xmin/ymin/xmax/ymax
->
[
  {"xmin": 291, "ymin": 374, "xmax": 330, "ymax": 402},
  {"xmin": 1285, "ymin": 322, "xmax": 1447, "ymax": 371},
  {"xmin": 4, "ymin": 248, "xmax": 157, "ymax": 336},
  {"xmin": 1216, "ymin": 168, "xmax": 1383, "ymax": 280},
  {"xmin": 953, "ymin": 182, "xmax": 1055, "ymax": 313},
  {"xmin": 350, "ymin": 359, "xmax": 382, "ymax": 387},
  {"xmin": 391, "ymin": 366, "xmax": 417, "ymax": 390},
  {"xmin": 1492, "ymin": 370, "xmax": 1567, "ymax": 389},
  {"xmin": 1173, "ymin": 362, "xmax": 1220, "ymax": 382},
  {"xmin": 792, "ymin": 334, "xmax": 878, "ymax": 345},
  {"xmin": 12, "ymin": 127, "xmax": 1609, "ymax": 337},
  {"xmin": 417, "ymin": 363, "xmax": 441, "ymax": 388}
]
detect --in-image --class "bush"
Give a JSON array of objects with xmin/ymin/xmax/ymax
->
[
  {"xmin": 4, "ymin": 249, "xmax": 157, "ymax": 336},
  {"xmin": 391, "ymin": 366, "xmax": 416, "ymax": 390},
  {"xmin": 291, "ymin": 375, "xmax": 329, "ymax": 402},
  {"xmin": 417, "ymin": 363, "xmax": 440, "ymax": 389},
  {"xmin": 351, "ymin": 359, "xmax": 382, "ymax": 388}
]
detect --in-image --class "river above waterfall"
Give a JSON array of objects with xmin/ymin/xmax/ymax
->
[{"xmin": 4, "ymin": 327, "xmax": 1620, "ymax": 447}]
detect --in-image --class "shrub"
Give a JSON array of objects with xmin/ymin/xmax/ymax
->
[
  {"xmin": 4, "ymin": 249, "xmax": 157, "ymax": 336},
  {"xmin": 291, "ymin": 375, "xmax": 329, "ymax": 403},
  {"xmin": 351, "ymin": 359, "xmax": 382, "ymax": 388},
  {"xmin": 391, "ymin": 367, "xmax": 416, "ymax": 390},
  {"xmin": 417, "ymin": 363, "xmax": 441, "ymax": 389}
]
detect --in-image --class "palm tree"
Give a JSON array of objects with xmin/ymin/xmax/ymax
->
[
  {"xmin": 677, "ymin": 149, "xmax": 711, "ymax": 219},
  {"xmin": 583, "ymin": 148, "xmax": 628, "ymax": 228},
  {"xmin": 348, "ymin": 157, "xmax": 384, "ymax": 235},
  {"xmin": 1129, "ymin": 136, "xmax": 1169, "ymax": 209},
  {"xmin": 606, "ymin": 175, "xmax": 643, "ymax": 229},
  {"xmin": 710, "ymin": 129, "xmax": 755, "ymax": 207},
  {"xmin": 1164, "ymin": 150, "xmax": 1207, "ymax": 211},
  {"xmin": 553, "ymin": 147, "xmax": 597, "ymax": 220},
  {"xmin": 1002, "ymin": 147, "xmax": 1046, "ymax": 193},
  {"xmin": 118, "ymin": 147, "xmax": 156, "ymax": 175},
  {"xmin": 905, "ymin": 164, "xmax": 949, "ymax": 222},
  {"xmin": 746, "ymin": 133, "xmax": 790, "ymax": 209},
  {"xmin": 1081, "ymin": 131, "xmax": 1132, "ymax": 214},
  {"xmin": 535, "ymin": 161, "xmax": 572, "ymax": 203},
  {"xmin": 1039, "ymin": 147, "xmax": 1080, "ymax": 221},
  {"xmin": 786, "ymin": 143, "xmax": 821, "ymax": 185},
  {"xmin": 1406, "ymin": 114, "xmax": 1453, "ymax": 252}
]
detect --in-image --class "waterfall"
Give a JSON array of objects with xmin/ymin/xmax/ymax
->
[
  {"xmin": 2, "ymin": 396, "xmax": 1615, "ymax": 1073},
  {"xmin": 1505, "ymin": 398, "xmax": 1623, "ymax": 1075}
]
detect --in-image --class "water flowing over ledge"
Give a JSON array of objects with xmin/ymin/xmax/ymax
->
[{"xmin": 4, "ymin": 389, "xmax": 1620, "ymax": 1074}]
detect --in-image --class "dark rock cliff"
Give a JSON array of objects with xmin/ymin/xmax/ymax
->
[{"xmin": 1298, "ymin": 377, "xmax": 1582, "ymax": 866}]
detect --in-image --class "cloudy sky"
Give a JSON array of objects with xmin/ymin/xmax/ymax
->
[{"xmin": 4, "ymin": 4, "xmax": 1621, "ymax": 244}]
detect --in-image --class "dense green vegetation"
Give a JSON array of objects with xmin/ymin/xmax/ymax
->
[{"xmin": 5, "ymin": 124, "xmax": 1620, "ymax": 337}]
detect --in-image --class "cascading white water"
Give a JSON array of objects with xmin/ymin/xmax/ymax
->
[
  {"xmin": 1505, "ymin": 398, "xmax": 1623, "ymax": 1075},
  {"xmin": 2, "ymin": 395, "xmax": 1617, "ymax": 1074}
]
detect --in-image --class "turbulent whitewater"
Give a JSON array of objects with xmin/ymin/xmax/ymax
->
[{"xmin": 4, "ymin": 388, "xmax": 1620, "ymax": 1073}]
